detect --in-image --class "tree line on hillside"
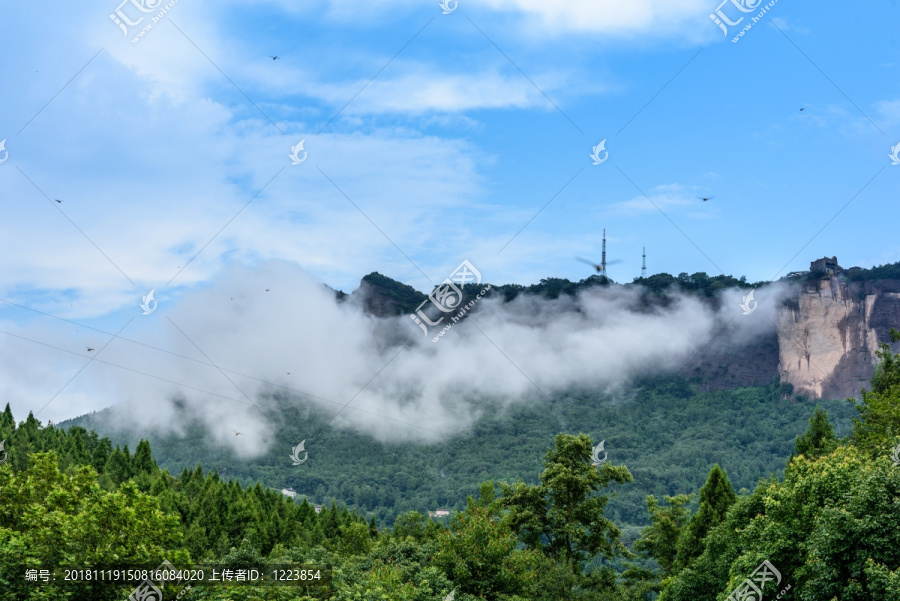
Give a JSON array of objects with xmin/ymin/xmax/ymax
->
[
  {"xmin": 65, "ymin": 377, "xmax": 857, "ymax": 533},
  {"xmin": 354, "ymin": 258, "xmax": 900, "ymax": 320}
]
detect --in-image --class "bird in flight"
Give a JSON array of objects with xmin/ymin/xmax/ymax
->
[
  {"xmin": 269, "ymin": 55, "xmax": 279, "ymax": 60},
  {"xmin": 576, "ymin": 257, "xmax": 623, "ymax": 272},
  {"xmin": 86, "ymin": 347, "xmax": 95, "ymax": 352},
  {"xmin": 55, "ymin": 199, "xmax": 62, "ymax": 203},
  {"xmin": 265, "ymin": 289, "xmax": 270, "ymax": 292},
  {"xmin": 696, "ymin": 195, "xmax": 714, "ymax": 202},
  {"xmin": 234, "ymin": 431, "xmax": 242, "ymax": 436},
  {"xmin": 799, "ymin": 108, "xmax": 805, "ymax": 111}
]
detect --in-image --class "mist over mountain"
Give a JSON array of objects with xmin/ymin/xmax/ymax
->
[
  {"xmin": 49, "ymin": 260, "xmax": 797, "ymax": 459},
  {"xmin": 48, "ymin": 257, "xmax": 900, "ymax": 462}
]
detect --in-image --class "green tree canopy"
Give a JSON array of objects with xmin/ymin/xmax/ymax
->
[{"xmin": 497, "ymin": 433, "xmax": 633, "ymax": 574}]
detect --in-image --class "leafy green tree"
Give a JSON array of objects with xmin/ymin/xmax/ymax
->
[
  {"xmin": 633, "ymin": 494, "xmax": 693, "ymax": 576},
  {"xmin": 850, "ymin": 328, "xmax": 900, "ymax": 455},
  {"xmin": 0, "ymin": 452, "xmax": 189, "ymax": 601},
  {"xmin": 497, "ymin": 433, "xmax": 633, "ymax": 576},
  {"xmin": 434, "ymin": 505, "xmax": 536, "ymax": 600},
  {"xmin": 673, "ymin": 464, "xmax": 736, "ymax": 571}
]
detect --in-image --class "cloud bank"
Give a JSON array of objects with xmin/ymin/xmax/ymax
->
[{"xmin": 0, "ymin": 261, "xmax": 788, "ymax": 457}]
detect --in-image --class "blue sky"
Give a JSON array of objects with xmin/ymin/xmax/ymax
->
[{"xmin": 1, "ymin": 0, "xmax": 899, "ymax": 423}]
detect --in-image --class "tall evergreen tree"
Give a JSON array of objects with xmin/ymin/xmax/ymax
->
[
  {"xmin": 133, "ymin": 439, "xmax": 155, "ymax": 475},
  {"xmin": 1, "ymin": 403, "xmax": 14, "ymax": 429},
  {"xmin": 673, "ymin": 464, "xmax": 737, "ymax": 571},
  {"xmin": 104, "ymin": 446, "xmax": 130, "ymax": 485},
  {"xmin": 792, "ymin": 407, "xmax": 837, "ymax": 460}
]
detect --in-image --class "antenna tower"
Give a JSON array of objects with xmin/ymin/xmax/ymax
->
[
  {"xmin": 641, "ymin": 246, "xmax": 647, "ymax": 278},
  {"xmin": 600, "ymin": 229, "xmax": 607, "ymax": 277}
]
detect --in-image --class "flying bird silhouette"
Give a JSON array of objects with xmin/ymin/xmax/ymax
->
[
  {"xmin": 799, "ymin": 108, "xmax": 804, "ymax": 111},
  {"xmin": 234, "ymin": 431, "xmax": 242, "ymax": 436},
  {"xmin": 269, "ymin": 55, "xmax": 279, "ymax": 60},
  {"xmin": 696, "ymin": 195, "xmax": 714, "ymax": 202},
  {"xmin": 55, "ymin": 199, "xmax": 62, "ymax": 203},
  {"xmin": 265, "ymin": 289, "xmax": 270, "ymax": 292},
  {"xmin": 86, "ymin": 347, "xmax": 95, "ymax": 352},
  {"xmin": 576, "ymin": 257, "xmax": 622, "ymax": 272}
]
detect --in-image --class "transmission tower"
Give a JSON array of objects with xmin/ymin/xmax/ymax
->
[
  {"xmin": 641, "ymin": 246, "xmax": 647, "ymax": 278},
  {"xmin": 600, "ymin": 229, "xmax": 607, "ymax": 277}
]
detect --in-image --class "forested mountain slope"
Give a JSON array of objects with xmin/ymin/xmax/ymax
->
[{"xmin": 63, "ymin": 377, "xmax": 856, "ymax": 534}]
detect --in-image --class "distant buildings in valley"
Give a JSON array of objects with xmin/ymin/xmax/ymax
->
[
  {"xmin": 428, "ymin": 508, "xmax": 450, "ymax": 518},
  {"xmin": 279, "ymin": 488, "xmax": 321, "ymax": 512}
]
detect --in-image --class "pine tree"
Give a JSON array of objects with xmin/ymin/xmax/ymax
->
[
  {"xmin": 1, "ymin": 403, "xmax": 14, "ymax": 429},
  {"xmin": 104, "ymin": 446, "xmax": 131, "ymax": 485},
  {"xmin": 673, "ymin": 464, "xmax": 737, "ymax": 571},
  {"xmin": 90, "ymin": 438, "xmax": 112, "ymax": 474},
  {"xmin": 793, "ymin": 407, "xmax": 837, "ymax": 460},
  {"xmin": 133, "ymin": 439, "xmax": 156, "ymax": 475}
]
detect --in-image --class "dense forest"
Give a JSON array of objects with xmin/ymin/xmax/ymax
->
[
  {"xmin": 2, "ymin": 330, "xmax": 900, "ymax": 599},
  {"xmin": 62, "ymin": 377, "xmax": 857, "ymax": 534}
]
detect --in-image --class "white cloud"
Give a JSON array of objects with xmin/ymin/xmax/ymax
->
[
  {"xmin": 471, "ymin": 0, "xmax": 714, "ymax": 38},
  {"xmin": 608, "ymin": 183, "xmax": 717, "ymax": 218}
]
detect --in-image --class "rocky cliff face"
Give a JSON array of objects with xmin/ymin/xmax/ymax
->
[{"xmin": 777, "ymin": 277, "xmax": 900, "ymax": 399}]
